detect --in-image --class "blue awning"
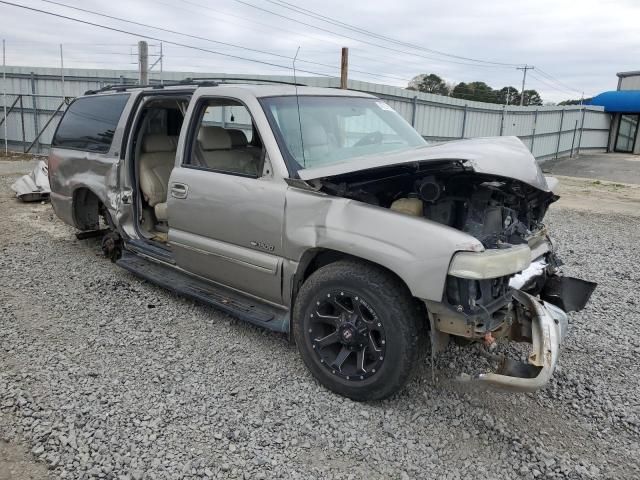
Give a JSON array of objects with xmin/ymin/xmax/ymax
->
[{"xmin": 589, "ymin": 90, "xmax": 640, "ymax": 113}]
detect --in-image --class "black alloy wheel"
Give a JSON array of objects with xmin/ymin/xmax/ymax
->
[
  {"xmin": 307, "ymin": 289, "xmax": 386, "ymax": 381},
  {"xmin": 293, "ymin": 259, "xmax": 423, "ymax": 401}
]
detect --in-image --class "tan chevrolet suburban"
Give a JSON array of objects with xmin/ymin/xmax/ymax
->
[{"xmin": 48, "ymin": 79, "xmax": 595, "ymax": 400}]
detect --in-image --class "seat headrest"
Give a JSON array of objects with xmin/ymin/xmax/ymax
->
[
  {"xmin": 143, "ymin": 134, "xmax": 176, "ymax": 153},
  {"xmin": 226, "ymin": 129, "xmax": 248, "ymax": 147},
  {"xmin": 198, "ymin": 126, "xmax": 231, "ymax": 150}
]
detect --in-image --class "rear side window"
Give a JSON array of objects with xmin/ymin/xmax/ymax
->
[{"xmin": 52, "ymin": 94, "xmax": 130, "ymax": 153}]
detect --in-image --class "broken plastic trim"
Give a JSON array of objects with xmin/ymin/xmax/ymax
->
[
  {"xmin": 458, "ymin": 291, "xmax": 567, "ymax": 392},
  {"xmin": 541, "ymin": 275, "xmax": 597, "ymax": 312}
]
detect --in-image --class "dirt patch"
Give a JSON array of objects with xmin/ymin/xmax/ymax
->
[
  {"xmin": 552, "ymin": 175, "xmax": 640, "ymax": 217},
  {"xmin": 0, "ymin": 414, "xmax": 48, "ymax": 480}
]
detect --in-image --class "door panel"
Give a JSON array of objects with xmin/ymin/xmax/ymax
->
[{"xmin": 167, "ymin": 166, "xmax": 286, "ymax": 304}]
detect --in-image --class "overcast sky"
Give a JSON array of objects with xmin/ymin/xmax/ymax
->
[{"xmin": 2, "ymin": 0, "xmax": 639, "ymax": 103}]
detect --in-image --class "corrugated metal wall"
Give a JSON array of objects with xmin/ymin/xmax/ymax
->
[{"xmin": 1, "ymin": 66, "xmax": 611, "ymax": 160}]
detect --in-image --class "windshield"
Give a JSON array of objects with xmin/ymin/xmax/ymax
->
[{"xmin": 261, "ymin": 96, "xmax": 427, "ymax": 171}]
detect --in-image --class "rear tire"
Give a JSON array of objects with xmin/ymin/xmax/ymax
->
[{"xmin": 293, "ymin": 259, "xmax": 423, "ymax": 401}]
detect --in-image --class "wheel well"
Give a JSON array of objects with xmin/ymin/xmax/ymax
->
[
  {"xmin": 294, "ymin": 249, "xmax": 414, "ymax": 304},
  {"xmin": 72, "ymin": 188, "xmax": 102, "ymax": 231}
]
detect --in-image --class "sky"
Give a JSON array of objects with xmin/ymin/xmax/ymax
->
[{"xmin": 1, "ymin": 0, "xmax": 639, "ymax": 103}]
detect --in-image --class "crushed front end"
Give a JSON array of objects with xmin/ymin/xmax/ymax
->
[
  {"xmin": 316, "ymin": 159, "xmax": 596, "ymax": 391},
  {"xmin": 418, "ymin": 173, "xmax": 596, "ymax": 391}
]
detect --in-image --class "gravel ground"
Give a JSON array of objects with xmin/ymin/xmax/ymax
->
[{"xmin": 1, "ymin": 159, "xmax": 639, "ymax": 479}]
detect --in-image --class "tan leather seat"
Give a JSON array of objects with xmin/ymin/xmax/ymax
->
[
  {"xmin": 197, "ymin": 126, "xmax": 259, "ymax": 176},
  {"xmin": 139, "ymin": 134, "xmax": 176, "ymax": 222}
]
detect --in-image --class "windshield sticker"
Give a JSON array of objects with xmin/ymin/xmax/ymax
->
[{"xmin": 376, "ymin": 101, "xmax": 394, "ymax": 111}]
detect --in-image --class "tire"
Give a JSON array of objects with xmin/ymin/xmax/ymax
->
[{"xmin": 293, "ymin": 259, "xmax": 423, "ymax": 401}]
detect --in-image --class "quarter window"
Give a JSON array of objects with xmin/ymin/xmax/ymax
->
[{"xmin": 52, "ymin": 94, "xmax": 129, "ymax": 153}]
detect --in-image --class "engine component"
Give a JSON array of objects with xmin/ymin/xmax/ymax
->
[
  {"xmin": 417, "ymin": 176, "xmax": 441, "ymax": 203},
  {"xmin": 390, "ymin": 195, "xmax": 422, "ymax": 216}
]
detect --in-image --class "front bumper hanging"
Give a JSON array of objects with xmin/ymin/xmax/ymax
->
[{"xmin": 461, "ymin": 290, "xmax": 568, "ymax": 392}]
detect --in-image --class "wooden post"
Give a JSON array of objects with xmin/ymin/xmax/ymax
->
[{"xmin": 340, "ymin": 47, "xmax": 348, "ymax": 89}]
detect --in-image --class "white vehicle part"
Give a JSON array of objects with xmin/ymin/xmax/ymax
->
[
  {"xmin": 10, "ymin": 160, "xmax": 51, "ymax": 202},
  {"xmin": 448, "ymin": 245, "xmax": 531, "ymax": 280},
  {"xmin": 509, "ymin": 258, "xmax": 547, "ymax": 290}
]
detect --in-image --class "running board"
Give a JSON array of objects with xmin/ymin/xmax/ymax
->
[{"xmin": 116, "ymin": 252, "xmax": 289, "ymax": 333}]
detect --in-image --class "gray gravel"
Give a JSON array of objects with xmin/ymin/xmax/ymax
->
[{"xmin": 1, "ymin": 162, "xmax": 639, "ymax": 479}]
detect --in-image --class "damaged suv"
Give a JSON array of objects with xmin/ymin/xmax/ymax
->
[{"xmin": 48, "ymin": 80, "xmax": 595, "ymax": 400}]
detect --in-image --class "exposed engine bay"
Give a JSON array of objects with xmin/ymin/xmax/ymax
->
[
  {"xmin": 313, "ymin": 160, "xmax": 593, "ymax": 341},
  {"xmin": 315, "ymin": 160, "xmax": 557, "ymax": 247}
]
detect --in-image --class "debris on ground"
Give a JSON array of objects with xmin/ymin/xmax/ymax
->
[{"xmin": 10, "ymin": 160, "xmax": 50, "ymax": 202}]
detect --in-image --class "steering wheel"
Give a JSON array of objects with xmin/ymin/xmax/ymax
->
[{"xmin": 354, "ymin": 131, "xmax": 383, "ymax": 147}]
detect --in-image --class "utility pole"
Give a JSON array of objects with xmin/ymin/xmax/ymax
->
[
  {"xmin": 159, "ymin": 42, "xmax": 164, "ymax": 85},
  {"xmin": 59, "ymin": 44, "xmax": 65, "ymax": 98},
  {"xmin": 506, "ymin": 86, "xmax": 510, "ymax": 106},
  {"xmin": 2, "ymin": 39, "xmax": 7, "ymax": 155},
  {"xmin": 517, "ymin": 65, "xmax": 534, "ymax": 106},
  {"xmin": 138, "ymin": 40, "xmax": 148, "ymax": 85},
  {"xmin": 340, "ymin": 47, "xmax": 349, "ymax": 89}
]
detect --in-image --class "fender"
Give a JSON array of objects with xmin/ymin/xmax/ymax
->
[{"xmin": 284, "ymin": 187, "xmax": 483, "ymax": 302}]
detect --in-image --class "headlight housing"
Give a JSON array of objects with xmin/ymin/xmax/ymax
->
[{"xmin": 448, "ymin": 245, "xmax": 531, "ymax": 280}]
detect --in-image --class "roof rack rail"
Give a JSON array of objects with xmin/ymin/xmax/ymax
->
[
  {"xmin": 84, "ymin": 79, "xmax": 218, "ymax": 95},
  {"xmin": 181, "ymin": 77, "xmax": 307, "ymax": 87},
  {"xmin": 83, "ymin": 77, "xmax": 306, "ymax": 95}
]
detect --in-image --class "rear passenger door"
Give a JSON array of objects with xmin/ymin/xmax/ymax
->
[{"xmin": 167, "ymin": 96, "xmax": 286, "ymax": 304}]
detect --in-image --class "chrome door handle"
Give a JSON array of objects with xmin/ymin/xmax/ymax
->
[{"xmin": 171, "ymin": 183, "xmax": 189, "ymax": 199}]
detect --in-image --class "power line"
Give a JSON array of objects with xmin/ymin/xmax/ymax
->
[
  {"xmin": 35, "ymin": 0, "xmax": 412, "ymax": 83},
  {"xmin": 259, "ymin": 0, "xmax": 588, "ymax": 94},
  {"xmin": 230, "ymin": 0, "xmax": 520, "ymax": 70},
  {"xmin": 0, "ymin": 0, "xmax": 334, "ymax": 77},
  {"xmin": 527, "ymin": 71, "xmax": 582, "ymax": 97},
  {"xmin": 38, "ymin": 0, "xmax": 330, "ymax": 68},
  {"xmin": 262, "ymin": 0, "xmax": 521, "ymax": 67},
  {"xmin": 534, "ymin": 68, "xmax": 583, "ymax": 95}
]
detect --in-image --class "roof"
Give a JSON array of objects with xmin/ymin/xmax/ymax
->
[
  {"xmin": 589, "ymin": 90, "xmax": 640, "ymax": 112},
  {"xmin": 617, "ymin": 71, "xmax": 640, "ymax": 78},
  {"xmin": 88, "ymin": 82, "xmax": 375, "ymax": 99}
]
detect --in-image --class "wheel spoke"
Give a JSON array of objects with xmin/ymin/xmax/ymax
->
[
  {"xmin": 368, "ymin": 332, "xmax": 382, "ymax": 352},
  {"xmin": 330, "ymin": 296, "xmax": 353, "ymax": 314},
  {"xmin": 313, "ymin": 331, "xmax": 340, "ymax": 349},
  {"xmin": 314, "ymin": 310, "xmax": 341, "ymax": 327},
  {"xmin": 356, "ymin": 348, "xmax": 366, "ymax": 374},
  {"xmin": 331, "ymin": 346, "xmax": 351, "ymax": 371}
]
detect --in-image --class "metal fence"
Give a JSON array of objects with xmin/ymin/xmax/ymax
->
[{"xmin": 1, "ymin": 66, "xmax": 611, "ymax": 160}]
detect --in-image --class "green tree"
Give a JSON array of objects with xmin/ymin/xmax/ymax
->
[
  {"xmin": 451, "ymin": 82, "xmax": 472, "ymax": 100},
  {"xmin": 407, "ymin": 74, "xmax": 450, "ymax": 96},
  {"xmin": 496, "ymin": 86, "xmax": 521, "ymax": 105},
  {"xmin": 452, "ymin": 81, "xmax": 498, "ymax": 103},
  {"xmin": 467, "ymin": 82, "xmax": 498, "ymax": 103},
  {"xmin": 522, "ymin": 89, "xmax": 543, "ymax": 106}
]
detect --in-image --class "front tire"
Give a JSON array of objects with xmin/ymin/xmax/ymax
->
[{"xmin": 293, "ymin": 260, "xmax": 423, "ymax": 401}]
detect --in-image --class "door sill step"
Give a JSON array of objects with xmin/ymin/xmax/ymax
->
[{"xmin": 116, "ymin": 251, "xmax": 289, "ymax": 332}]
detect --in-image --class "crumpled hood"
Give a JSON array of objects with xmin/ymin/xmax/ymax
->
[{"xmin": 298, "ymin": 136, "xmax": 551, "ymax": 192}]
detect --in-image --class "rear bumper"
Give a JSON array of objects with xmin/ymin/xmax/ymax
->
[{"xmin": 461, "ymin": 291, "xmax": 567, "ymax": 392}]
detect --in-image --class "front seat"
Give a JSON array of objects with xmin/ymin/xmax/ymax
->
[
  {"xmin": 300, "ymin": 119, "xmax": 331, "ymax": 165},
  {"xmin": 197, "ymin": 126, "xmax": 258, "ymax": 175},
  {"xmin": 138, "ymin": 134, "xmax": 176, "ymax": 222}
]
